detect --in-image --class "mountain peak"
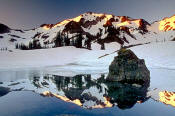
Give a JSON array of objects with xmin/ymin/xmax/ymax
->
[
  {"xmin": 159, "ymin": 15, "xmax": 175, "ymax": 31},
  {"xmin": 40, "ymin": 12, "xmax": 149, "ymax": 31}
]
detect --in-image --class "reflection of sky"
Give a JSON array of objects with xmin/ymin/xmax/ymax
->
[{"xmin": 0, "ymin": 0, "xmax": 175, "ymax": 29}]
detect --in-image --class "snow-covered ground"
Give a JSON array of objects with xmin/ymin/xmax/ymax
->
[
  {"xmin": 0, "ymin": 46, "xmax": 88, "ymax": 69},
  {"xmin": 0, "ymin": 42, "xmax": 119, "ymax": 72},
  {"xmin": 130, "ymin": 41, "xmax": 175, "ymax": 70},
  {"xmin": 0, "ymin": 41, "xmax": 175, "ymax": 74},
  {"xmin": 59, "ymin": 41, "xmax": 175, "ymax": 74}
]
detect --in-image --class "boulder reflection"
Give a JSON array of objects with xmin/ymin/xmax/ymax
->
[{"xmin": 105, "ymin": 82, "xmax": 149, "ymax": 109}]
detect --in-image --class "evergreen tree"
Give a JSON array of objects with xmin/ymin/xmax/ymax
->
[
  {"xmin": 15, "ymin": 43, "xmax": 19, "ymax": 49},
  {"xmin": 70, "ymin": 38, "xmax": 74, "ymax": 46},
  {"xmin": 37, "ymin": 42, "xmax": 41, "ymax": 49},
  {"xmin": 20, "ymin": 43, "xmax": 28, "ymax": 50},
  {"xmin": 33, "ymin": 40, "xmax": 37, "ymax": 49},
  {"xmin": 101, "ymin": 43, "xmax": 105, "ymax": 50},
  {"xmin": 33, "ymin": 40, "xmax": 41, "ymax": 49},
  {"xmin": 65, "ymin": 32, "xmax": 70, "ymax": 46},
  {"xmin": 85, "ymin": 39, "xmax": 91, "ymax": 50},
  {"xmin": 54, "ymin": 32, "xmax": 62, "ymax": 47},
  {"xmin": 29, "ymin": 41, "xmax": 33, "ymax": 49},
  {"xmin": 76, "ymin": 33, "xmax": 83, "ymax": 48}
]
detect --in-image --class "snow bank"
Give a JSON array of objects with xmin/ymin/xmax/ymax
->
[
  {"xmin": 0, "ymin": 41, "xmax": 175, "ymax": 74},
  {"xmin": 130, "ymin": 41, "xmax": 175, "ymax": 69},
  {"xmin": 0, "ymin": 46, "xmax": 88, "ymax": 69},
  {"xmin": 0, "ymin": 42, "xmax": 120, "ymax": 74}
]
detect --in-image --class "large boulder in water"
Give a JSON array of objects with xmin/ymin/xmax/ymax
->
[{"xmin": 106, "ymin": 48, "xmax": 150, "ymax": 85}]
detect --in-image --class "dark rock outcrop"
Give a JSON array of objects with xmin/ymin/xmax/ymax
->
[
  {"xmin": 0, "ymin": 23, "xmax": 10, "ymax": 34},
  {"xmin": 0, "ymin": 87, "xmax": 10, "ymax": 97},
  {"xmin": 106, "ymin": 49, "xmax": 150, "ymax": 85}
]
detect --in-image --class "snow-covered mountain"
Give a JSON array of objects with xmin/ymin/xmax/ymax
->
[{"xmin": 1, "ymin": 12, "xmax": 175, "ymax": 51}]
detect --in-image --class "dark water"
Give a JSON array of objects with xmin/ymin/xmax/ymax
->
[{"xmin": 0, "ymin": 68, "xmax": 175, "ymax": 116}]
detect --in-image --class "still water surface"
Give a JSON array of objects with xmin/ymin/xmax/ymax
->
[{"xmin": 0, "ymin": 68, "xmax": 175, "ymax": 116}]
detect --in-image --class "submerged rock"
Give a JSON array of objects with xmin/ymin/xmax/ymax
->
[
  {"xmin": 0, "ymin": 87, "xmax": 10, "ymax": 97},
  {"xmin": 106, "ymin": 48, "xmax": 150, "ymax": 85},
  {"xmin": 105, "ymin": 82, "xmax": 149, "ymax": 109}
]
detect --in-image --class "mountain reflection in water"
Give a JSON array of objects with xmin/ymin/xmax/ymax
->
[
  {"xmin": 0, "ymin": 74, "xmax": 150, "ymax": 109},
  {"xmin": 159, "ymin": 91, "xmax": 175, "ymax": 107}
]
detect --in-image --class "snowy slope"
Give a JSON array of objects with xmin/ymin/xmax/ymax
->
[
  {"xmin": 66, "ymin": 41, "xmax": 175, "ymax": 73},
  {"xmin": 1, "ymin": 12, "xmax": 175, "ymax": 51},
  {"xmin": 0, "ymin": 46, "xmax": 88, "ymax": 69},
  {"xmin": 130, "ymin": 41, "xmax": 175, "ymax": 69}
]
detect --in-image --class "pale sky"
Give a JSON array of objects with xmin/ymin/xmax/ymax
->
[{"xmin": 0, "ymin": 0, "xmax": 175, "ymax": 29}]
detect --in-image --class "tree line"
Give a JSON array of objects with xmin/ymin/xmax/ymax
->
[
  {"xmin": 15, "ymin": 40, "xmax": 42, "ymax": 50},
  {"xmin": 54, "ymin": 32, "xmax": 84, "ymax": 48},
  {"xmin": 0, "ymin": 47, "xmax": 7, "ymax": 51},
  {"xmin": 16, "ymin": 32, "xmax": 85, "ymax": 50}
]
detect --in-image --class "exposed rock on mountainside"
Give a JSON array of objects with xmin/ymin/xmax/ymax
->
[
  {"xmin": 159, "ymin": 15, "xmax": 175, "ymax": 31},
  {"xmin": 25, "ymin": 12, "xmax": 150, "ymax": 50},
  {"xmin": 0, "ymin": 23, "xmax": 10, "ymax": 34},
  {"xmin": 107, "ymin": 48, "xmax": 150, "ymax": 85}
]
